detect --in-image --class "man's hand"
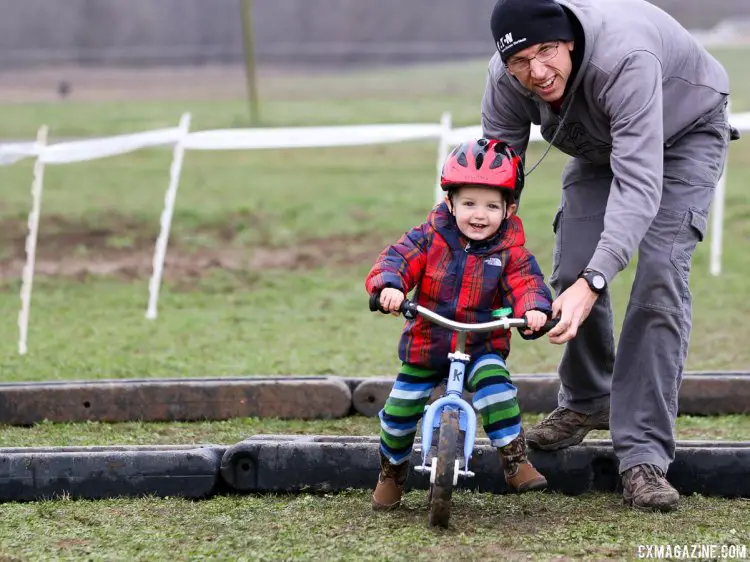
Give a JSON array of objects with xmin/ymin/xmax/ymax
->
[
  {"xmin": 547, "ymin": 278, "xmax": 599, "ymax": 344},
  {"xmin": 379, "ymin": 288, "xmax": 405, "ymax": 315},
  {"xmin": 521, "ymin": 310, "xmax": 548, "ymax": 336}
]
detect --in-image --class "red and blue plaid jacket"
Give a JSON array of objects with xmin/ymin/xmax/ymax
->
[{"xmin": 366, "ymin": 202, "xmax": 553, "ymax": 369}]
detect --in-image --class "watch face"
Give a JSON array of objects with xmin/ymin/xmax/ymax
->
[{"xmin": 592, "ymin": 275, "xmax": 606, "ymax": 290}]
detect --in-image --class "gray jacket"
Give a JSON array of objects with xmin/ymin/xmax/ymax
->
[{"xmin": 481, "ymin": 0, "xmax": 729, "ymax": 282}]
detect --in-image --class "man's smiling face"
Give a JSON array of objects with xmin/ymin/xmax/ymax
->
[{"xmin": 506, "ymin": 41, "xmax": 575, "ymax": 103}]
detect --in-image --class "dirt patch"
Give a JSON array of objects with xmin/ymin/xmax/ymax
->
[
  {"xmin": 0, "ymin": 214, "xmax": 390, "ymax": 282},
  {"xmin": 54, "ymin": 539, "xmax": 89, "ymax": 549},
  {"xmin": 0, "ymin": 64, "xmax": 335, "ymax": 104},
  {"xmin": 0, "ymin": 65, "xmax": 251, "ymax": 103}
]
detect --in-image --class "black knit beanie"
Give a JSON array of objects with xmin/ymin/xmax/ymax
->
[{"xmin": 491, "ymin": 0, "xmax": 575, "ymax": 62}]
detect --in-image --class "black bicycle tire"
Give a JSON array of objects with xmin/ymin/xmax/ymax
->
[{"xmin": 428, "ymin": 409, "xmax": 459, "ymax": 528}]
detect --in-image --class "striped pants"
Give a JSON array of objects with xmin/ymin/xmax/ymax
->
[{"xmin": 379, "ymin": 353, "xmax": 521, "ymax": 465}]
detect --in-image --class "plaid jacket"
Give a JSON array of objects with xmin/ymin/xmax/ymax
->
[{"xmin": 366, "ymin": 202, "xmax": 553, "ymax": 369}]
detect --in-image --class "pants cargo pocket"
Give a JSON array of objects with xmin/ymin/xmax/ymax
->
[
  {"xmin": 549, "ymin": 207, "xmax": 563, "ymax": 289},
  {"xmin": 669, "ymin": 208, "xmax": 707, "ymax": 285},
  {"xmin": 549, "ymin": 207, "xmax": 562, "ymax": 285}
]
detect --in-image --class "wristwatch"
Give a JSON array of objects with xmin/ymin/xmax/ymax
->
[{"xmin": 578, "ymin": 268, "xmax": 607, "ymax": 294}]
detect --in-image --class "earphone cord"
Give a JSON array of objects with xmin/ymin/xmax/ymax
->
[{"xmin": 525, "ymin": 92, "xmax": 576, "ymax": 176}]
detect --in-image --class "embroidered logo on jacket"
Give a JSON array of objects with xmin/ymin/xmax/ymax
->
[{"xmin": 484, "ymin": 257, "xmax": 503, "ymax": 267}]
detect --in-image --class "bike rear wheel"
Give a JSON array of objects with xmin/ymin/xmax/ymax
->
[{"xmin": 428, "ymin": 409, "xmax": 459, "ymax": 528}]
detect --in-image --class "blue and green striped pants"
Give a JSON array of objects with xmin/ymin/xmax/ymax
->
[{"xmin": 379, "ymin": 354, "xmax": 521, "ymax": 465}]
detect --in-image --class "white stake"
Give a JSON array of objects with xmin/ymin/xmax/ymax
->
[
  {"xmin": 18, "ymin": 126, "xmax": 48, "ymax": 355},
  {"xmin": 434, "ymin": 112, "xmax": 452, "ymax": 206},
  {"xmin": 710, "ymin": 167, "xmax": 726, "ymax": 276},
  {"xmin": 146, "ymin": 113, "xmax": 192, "ymax": 320},
  {"xmin": 709, "ymin": 101, "xmax": 731, "ymax": 277}
]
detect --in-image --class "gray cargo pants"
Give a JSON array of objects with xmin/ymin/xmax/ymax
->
[{"xmin": 549, "ymin": 106, "xmax": 730, "ymax": 474}]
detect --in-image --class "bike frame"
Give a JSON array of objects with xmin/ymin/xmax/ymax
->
[{"xmin": 407, "ymin": 305, "xmax": 528, "ymax": 481}]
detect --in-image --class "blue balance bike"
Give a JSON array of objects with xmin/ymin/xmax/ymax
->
[{"xmin": 370, "ymin": 294, "xmax": 558, "ymax": 528}]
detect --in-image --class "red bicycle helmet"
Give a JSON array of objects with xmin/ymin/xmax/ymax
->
[{"xmin": 440, "ymin": 138, "xmax": 524, "ymax": 201}]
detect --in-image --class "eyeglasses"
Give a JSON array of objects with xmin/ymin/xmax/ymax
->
[{"xmin": 505, "ymin": 42, "xmax": 559, "ymax": 74}]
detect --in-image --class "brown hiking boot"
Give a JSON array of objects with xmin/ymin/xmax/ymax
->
[
  {"xmin": 526, "ymin": 406, "xmax": 609, "ymax": 451},
  {"xmin": 372, "ymin": 452, "xmax": 409, "ymax": 511},
  {"xmin": 622, "ymin": 464, "xmax": 679, "ymax": 512},
  {"xmin": 498, "ymin": 428, "xmax": 548, "ymax": 492}
]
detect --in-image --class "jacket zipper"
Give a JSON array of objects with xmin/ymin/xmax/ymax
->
[{"xmin": 449, "ymin": 242, "xmax": 470, "ymax": 353}]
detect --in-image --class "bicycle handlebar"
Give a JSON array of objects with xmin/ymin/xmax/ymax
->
[{"xmin": 369, "ymin": 292, "xmax": 559, "ymax": 334}]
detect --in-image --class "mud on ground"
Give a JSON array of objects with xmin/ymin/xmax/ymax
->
[
  {"xmin": 0, "ymin": 65, "xmax": 251, "ymax": 103},
  {"xmin": 0, "ymin": 214, "xmax": 390, "ymax": 284}
]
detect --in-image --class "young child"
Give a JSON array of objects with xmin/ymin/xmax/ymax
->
[{"xmin": 365, "ymin": 138, "xmax": 554, "ymax": 511}]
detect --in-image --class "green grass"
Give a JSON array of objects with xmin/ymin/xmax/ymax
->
[
  {"xmin": 2, "ymin": 413, "xmax": 749, "ymax": 447},
  {"xmin": 0, "ymin": 414, "xmax": 747, "ymax": 560},
  {"xmin": 0, "ymin": 47, "xmax": 746, "ymax": 138},
  {"xmin": 0, "ymin": 139, "xmax": 748, "ymax": 379},
  {"xmin": 0, "ymin": 492, "xmax": 746, "ymax": 561}
]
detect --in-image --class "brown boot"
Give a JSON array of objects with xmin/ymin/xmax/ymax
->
[
  {"xmin": 498, "ymin": 428, "xmax": 548, "ymax": 492},
  {"xmin": 372, "ymin": 452, "xmax": 409, "ymax": 511},
  {"xmin": 526, "ymin": 406, "xmax": 610, "ymax": 451},
  {"xmin": 622, "ymin": 464, "xmax": 679, "ymax": 512}
]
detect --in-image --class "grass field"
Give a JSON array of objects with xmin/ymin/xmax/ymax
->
[
  {"xmin": 0, "ymin": 413, "xmax": 747, "ymax": 561},
  {"xmin": 0, "ymin": 48, "xmax": 748, "ymax": 560},
  {"xmin": 0, "ymin": 492, "xmax": 748, "ymax": 561},
  {"xmin": 2, "ymin": 413, "xmax": 750, "ymax": 447}
]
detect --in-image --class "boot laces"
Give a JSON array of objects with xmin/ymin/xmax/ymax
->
[
  {"xmin": 633, "ymin": 464, "xmax": 666, "ymax": 492},
  {"xmin": 540, "ymin": 406, "xmax": 573, "ymax": 425}
]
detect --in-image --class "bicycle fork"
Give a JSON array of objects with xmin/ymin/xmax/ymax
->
[{"xmin": 414, "ymin": 331, "xmax": 477, "ymax": 482}]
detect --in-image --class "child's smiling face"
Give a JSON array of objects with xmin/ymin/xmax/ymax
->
[{"xmin": 451, "ymin": 185, "xmax": 515, "ymax": 241}]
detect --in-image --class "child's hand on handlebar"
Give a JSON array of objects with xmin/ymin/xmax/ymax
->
[
  {"xmin": 522, "ymin": 310, "xmax": 548, "ymax": 335},
  {"xmin": 380, "ymin": 288, "xmax": 405, "ymax": 316}
]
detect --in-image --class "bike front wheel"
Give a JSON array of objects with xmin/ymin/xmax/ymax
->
[{"xmin": 428, "ymin": 408, "xmax": 459, "ymax": 528}]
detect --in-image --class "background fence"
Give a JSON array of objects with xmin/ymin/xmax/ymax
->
[{"xmin": 4, "ymin": 108, "xmax": 749, "ymax": 353}]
